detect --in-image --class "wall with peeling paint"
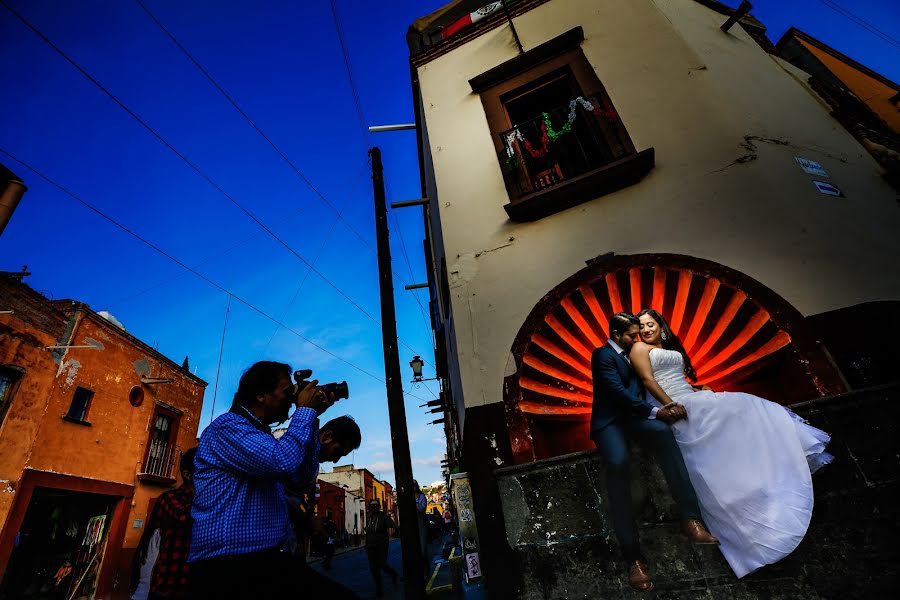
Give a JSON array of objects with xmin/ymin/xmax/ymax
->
[
  {"xmin": 0, "ymin": 276, "xmax": 206, "ymax": 594},
  {"xmin": 415, "ymin": 0, "xmax": 900, "ymax": 413}
]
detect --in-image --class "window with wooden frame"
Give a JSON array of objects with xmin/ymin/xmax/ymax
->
[
  {"xmin": 139, "ymin": 404, "xmax": 182, "ymax": 484},
  {"xmin": 64, "ymin": 386, "xmax": 94, "ymax": 425},
  {"xmin": 470, "ymin": 27, "xmax": 655, "ymax": 221},
  {"xmin": 0, "ymin": 365, "xmax": 24, "ymax": 427}
]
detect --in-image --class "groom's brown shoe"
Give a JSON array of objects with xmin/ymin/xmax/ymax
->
[
  {"xmin": 683, "ymin": 519, "xmax": 719, "ymax": 544},
  {"xmin": 626, "ymin": 560, "xmax": 654, "ymax": 592}
]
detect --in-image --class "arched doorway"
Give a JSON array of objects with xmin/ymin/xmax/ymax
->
[{"xmin": 503, "ymin": 253, "xmax": 846, "ymax": 463}]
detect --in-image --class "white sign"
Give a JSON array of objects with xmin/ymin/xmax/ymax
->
[
  {"xmin": 465, "ymin": 552, "xmax": 482, "ymax": 579},
  {"xmin": 813, "ymin": 180, "xmax": 844, "ymax": 197},
  {"xmin": 795, "ymin": 156, "xmax": 828, "ymax": 177}
]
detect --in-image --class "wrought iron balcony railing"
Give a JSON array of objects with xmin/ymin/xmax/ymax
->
[
  {"xmin": 499, "ymin": 95, "xmax": 632, "ymax": 201},
  {"xmin": 139, "ymin": 440, "xmax": 179, "ymax": 483}
]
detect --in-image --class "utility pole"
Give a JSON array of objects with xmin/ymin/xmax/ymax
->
[{"xmin": 370, "ymin": 146, "xmax": 425, "ymax": 599}]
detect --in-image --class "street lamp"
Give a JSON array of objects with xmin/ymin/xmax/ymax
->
[
  {"xmin": 410, "ymin": 355, "xmax": 424, "ymax": 381},
  {"xmin": 409, "ymin": 355, "xmax": 439, "ymax": 384}
]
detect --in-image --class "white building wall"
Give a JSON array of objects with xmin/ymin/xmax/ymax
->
[{"xmin": 415, "ymin": 0, "xmax": 900, "ymax": 410}]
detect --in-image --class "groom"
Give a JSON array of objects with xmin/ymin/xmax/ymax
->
[{"xmin": 591, "ymin": 312, "xmax": 717, "ymax": 592}]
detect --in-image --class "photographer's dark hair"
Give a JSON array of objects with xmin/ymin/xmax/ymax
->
[
  {"xmin": 321, "ymin": 415, "xmax": 362, "ymax": 451},
  {"xmin": 608, "ymin": 312, "xmax": 640, "ymax": 338},
  {"xmin": 233, "ymin": 361, "xmax": 291, "ymax": 408},
  {"xmin": 180, "ymin": 446, "xmax": 197, "ymax": 474},
  {"xmin": 637, "ymin": 309, "xmax": 697, "ymax": 381}
]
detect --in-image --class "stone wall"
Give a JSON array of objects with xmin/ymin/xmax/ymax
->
[{"xmin": 495, "ymin": 384, "xmax": 900, "ymax": 599}]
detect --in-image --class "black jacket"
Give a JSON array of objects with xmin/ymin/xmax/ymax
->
[{"xmin": 590, "ymin": 344, "xmax": 652, "ymax": 433}]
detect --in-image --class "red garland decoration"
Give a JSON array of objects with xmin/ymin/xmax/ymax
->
[
  {"xmin": 523, "ymin": 122, "xmax": 551, "ymax": 158},
  {"xmin": 595, "ymin": 97, "xmax": 618, "ymax": 121}
]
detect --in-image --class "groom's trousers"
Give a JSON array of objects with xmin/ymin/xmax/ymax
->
[{"xmin": 592, "ymin": 418, "xmax": 703, "ymax": 562}]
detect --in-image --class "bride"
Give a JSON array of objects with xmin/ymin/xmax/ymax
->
[{"xmin": 629, "ymin": 308, "xmax": 832, "ymax": 578}]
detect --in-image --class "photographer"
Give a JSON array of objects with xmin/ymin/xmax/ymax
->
[{"xmin": 188, "ymin": 361, "xmax": 360, "ymax": 599}]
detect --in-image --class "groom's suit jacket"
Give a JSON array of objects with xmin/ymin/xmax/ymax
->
[{"xmin": 590, "ymin": 343, "xmax": 653, "ymax": 433}]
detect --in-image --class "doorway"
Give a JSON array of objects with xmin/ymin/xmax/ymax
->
[{"xmin": 1, "ymin": 487, "xmax": 116, "ymax": 599}]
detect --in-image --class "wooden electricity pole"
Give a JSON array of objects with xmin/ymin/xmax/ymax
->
[{"xmin": 370, "ymin": 146, "xmax": 425, "ymax": 599}]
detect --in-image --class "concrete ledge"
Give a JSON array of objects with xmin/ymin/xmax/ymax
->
[{"xmin": 495, "ymin": 385, "xmax": 900, "ymax": 598}]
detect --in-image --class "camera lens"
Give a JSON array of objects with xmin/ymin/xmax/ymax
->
[{"xmin": 321, "ymin": 381, "xmax": 349, "ymax": 400}]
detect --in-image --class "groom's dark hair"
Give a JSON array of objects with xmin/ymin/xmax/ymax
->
[{"xmin": 608, "ymin": 312, "xmax": 639, "ymax": 338}]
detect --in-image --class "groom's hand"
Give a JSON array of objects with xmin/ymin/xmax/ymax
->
[{"xmin": 657, "ymin": 403, "xmax": 687, "ymax": 424}]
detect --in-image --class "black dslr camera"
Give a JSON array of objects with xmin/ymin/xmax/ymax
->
[{"xmin": 293, "ymin": 370, "xmax": 350, "ymax": 401}]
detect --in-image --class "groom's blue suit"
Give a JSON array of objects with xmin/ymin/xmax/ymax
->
[{"xmin": 590, "ymin": 342, "xmax": 702, "ymax": 561}]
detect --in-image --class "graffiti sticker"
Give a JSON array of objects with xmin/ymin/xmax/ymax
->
[{"xmin": 466, "ymin": 552, "xmax": 482, "ymax": 578}]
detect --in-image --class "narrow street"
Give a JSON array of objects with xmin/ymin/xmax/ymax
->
[{"xmin": 309, "ymin": 540, "xmax": 406, "ymax": 600}]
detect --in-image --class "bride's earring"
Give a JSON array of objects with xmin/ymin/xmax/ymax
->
[{"xmin": 661, "ymin": 331, "xmax": 668, "ymax": 341}]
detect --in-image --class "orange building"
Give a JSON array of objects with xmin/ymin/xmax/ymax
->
[
  {"xmin": 778, "ymin": 28, "xmax": 900, "ymax": 134},
  {"xmin": 777, "ymin": 28, "xmax": 900, "ymax": 186},
  {"xmin": 0, "ymin": 273, "xmax": 206, "ymax": 599}
]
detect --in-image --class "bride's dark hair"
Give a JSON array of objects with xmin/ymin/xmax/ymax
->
[{"xmin": 637, "ymin": 308, "xmax": 697, "ymax": 381}]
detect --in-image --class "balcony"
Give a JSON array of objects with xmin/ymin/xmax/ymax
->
[
  {"xmin": 138, "ymin": 441, "xmax": 180, "ymax": 486},
  {"xmin": 498, "ymin": 96, "xmax": 654, "ymax": 221}
]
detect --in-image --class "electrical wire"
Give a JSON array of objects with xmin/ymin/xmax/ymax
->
[
  {"xmin": 0, "ymin": 146, "xmax": 430, "ymax": 402},
  {"xmin": 327, "ymin": 0, "xmax": 439, "ymax": 396},
  {"xmin": 815, "ymin": 0, "xmax": 900, "ymax": 50},
  {"xmin": 0, "ymin": 0, "xmax": 381, "ymax": 327},
  {"xmin": 128, "ymin": 0, "xmax": 430, "ymax": 359},
  {"xmin": 133, "ymin": 0, "xmax": 379, "ymax": 252},
  {"xmin": 329, "ymin": 0, "xmax": 370, "ymax": 146},
  {"xmin": 209, "ymin": 294, "xmax": 232, "ymax": 425}
]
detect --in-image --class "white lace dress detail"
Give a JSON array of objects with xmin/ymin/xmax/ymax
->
[{"xmin": 645, "ymin": 348, "xmax": 832, "ymax": 578}]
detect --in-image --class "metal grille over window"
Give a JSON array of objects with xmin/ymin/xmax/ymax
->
[{"xmin": 143, "ymin": 414, "xmax": 178, "ymax": 478}]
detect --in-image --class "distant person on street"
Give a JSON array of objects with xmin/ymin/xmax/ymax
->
[
  {"xmin": 131, "ymin": 447, "xmax": 198, "ymax": 600},
  {"xmin": 365, "ymin": 499, "xmax": 399, "ymax": 598},
  {"xmin": 188, "ymin": 361, "xmax": 361, "ymax": 599},
  {"xmin": 430, "ymin": 506, "xmax": 444, "ymax": 539},
  {"xmin": 322, "ymin": 516, "xmax": 338, "ymax": 570},
  {"xmin": 414, "ymin": 480, "xmax": 430, "ymax": 579}
]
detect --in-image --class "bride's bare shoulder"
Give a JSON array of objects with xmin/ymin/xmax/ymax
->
[{"xmin": 631, "ymin": 341, "xmax": 652, "ymax": 356}]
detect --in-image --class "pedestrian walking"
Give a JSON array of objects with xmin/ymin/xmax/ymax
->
[
  {"xmin": 322, "ymin": 517, "xmax": 338, "ymax": 570},
  {"xmin": 130, "ymin": 447, "xmax": 197, "ymax": 600},
  {"xmin": 364, "ymin": 499, "xmax": 399, "ymax": 598}
]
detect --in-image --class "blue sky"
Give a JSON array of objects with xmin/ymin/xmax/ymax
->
[{"xmin": 1, "ymin": 0, "xmax": 897, "ymax": 487}]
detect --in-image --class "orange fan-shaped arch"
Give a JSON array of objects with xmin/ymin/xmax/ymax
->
[{"xmin": 517, "ymin": 266, "xmax": 794, "ymax": 419}]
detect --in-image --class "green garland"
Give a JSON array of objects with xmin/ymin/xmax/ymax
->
[{"xmin": 543, "ymin": 111, "xmax": 573, "ymax": 141}]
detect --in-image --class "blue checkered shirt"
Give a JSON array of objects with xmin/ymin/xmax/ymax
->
[{"xmin": 188, "ymin": 406, "xmax": 320, "ymax": 562}]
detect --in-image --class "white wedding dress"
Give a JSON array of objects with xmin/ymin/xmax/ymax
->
[{"xmin": 647, "ymin": 348, "xmax": 832, "ymax": 578}]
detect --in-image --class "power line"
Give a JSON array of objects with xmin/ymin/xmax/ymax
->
[
  {"xmin": 265, "ymin": 165, "xmax": 370, "ymax": 348},
  {"xmin": 129, "ymin": 0, "xmax": 426, "ymax": 358},
  {"xmin": 328, "ymin": 0, "xmax": 437, "ymax": 367},
  {"xmin": 384, "ymin": 176, "xmax": 433, "ymax": 337},
  {"xmin": 210, "ymin": 294, "xmax": 232, "ymax": 425},
  {"xmin": 0, "ymin": 146, "xmax": 429, "ymax": 402},
  {"xmin": 329, "ymin": 0, "xmax": 370, "ymax": 146},
  {"xmin": 816, "ymin": 0, "xmax": 900, "ymax": 50},
  {"xmin": 132, "ymin": 0, "xmax": 379, "ymax": 253},
  {"xmin": 1, "ymin": 0, "xmax": 383, "ymax": 327}
]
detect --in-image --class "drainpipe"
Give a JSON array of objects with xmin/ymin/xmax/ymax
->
[{"xmin": 0, "ymin": 164, "xmax": 27, "ymax": 237}]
